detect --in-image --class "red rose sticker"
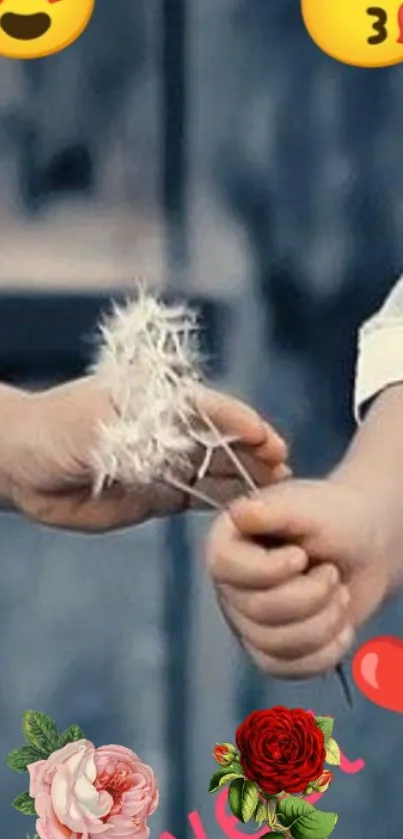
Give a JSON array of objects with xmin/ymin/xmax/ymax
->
[
  {"xmin": 236, "ymin": 706, "xmax": 326, "ymax": 795},
  {"xmin": 208, "ymin": 706, "xmax": 344, "ymax": 837}
]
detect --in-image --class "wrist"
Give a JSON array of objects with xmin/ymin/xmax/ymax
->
[
  {"xmin": 330, "ymin": 387, "xmax": 403, "ymax": 593},
  {"xmin": 0, "ymin": 384, "xmax": 33, "ymax": 511}
]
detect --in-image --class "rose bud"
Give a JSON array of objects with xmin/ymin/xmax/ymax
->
[
  {"xmin": 307, "ymin": 769, "xmax": 333, "ymax": 794},
  {"xmin": 316, "ymin": 770, "xmax": 333, "ymax": 792},
  {"xmin": 213, "ymin": 743, "xmax": 238, "ymax": 766}
]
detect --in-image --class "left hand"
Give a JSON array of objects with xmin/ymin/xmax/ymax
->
[{"xmin": 7, "ymin": 376, "xmax": 289, "ymax": 532}]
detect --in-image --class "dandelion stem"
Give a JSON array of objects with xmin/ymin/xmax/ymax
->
[
  {"xmin": 196, "ymin": 407, "xmax": 258, "ymax": 492},
  {"xmin": 163, "ymin": 475, "xmax": 222, "ymax": 510}
]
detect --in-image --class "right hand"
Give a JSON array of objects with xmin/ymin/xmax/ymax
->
[{"xmin": 206, "ymin": 478, "xmax": 389, "ymax": 679}]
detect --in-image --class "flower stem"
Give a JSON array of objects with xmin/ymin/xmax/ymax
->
[
  {"xmin": 196, "ymin": 407, "xmax": 258, "ymax": 492},
  {"xmin": 267, "ymin": 799, "xmax": 277, "ymax": 829},
  {"xmin": 164, "ymin": 474, "xmax": 222, "ymax": 510}
]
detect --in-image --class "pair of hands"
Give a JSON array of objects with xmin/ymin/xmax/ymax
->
[{"xmin": 4, "ymin": 376, "xmax": 388, "ymax": 678}]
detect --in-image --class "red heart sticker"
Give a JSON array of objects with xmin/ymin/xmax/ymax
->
[{"xmin": 352, "ymin": 636, "xmax": 403, "ymax": 713}]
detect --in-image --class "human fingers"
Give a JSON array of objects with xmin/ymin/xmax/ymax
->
[
  {"xmin": 243, "ymin": 624, "xmax": 355, "ymax": 679},
  {"xmin": 206, "ymin": 513, "xmax": 308, "ymax": 587},
  {"xmin": 220, "ymin": 563, "xmax": 340, "ymax": 624},
  {"xmin": 228, "ymin": 481, "xmax": 323, "ymax": 542},
  {"xmin": 194, "ymin": 386, "xmax": 288, "ymax": 463},
  {"xmin": 199, "ymin": 444, "xmax": 291, "ymax": 484},
  {"xmin": 221, "ymin": 584, "xmax": 350, "ymax": 660},
  {"xmin": 194, "ymin": 465, "xmax": 291, "ymax": 509}
]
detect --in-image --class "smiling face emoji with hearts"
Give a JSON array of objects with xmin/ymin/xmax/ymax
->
[{"xmin": 0, "ymin": 0, "xmax": 95, "ymax": 59}]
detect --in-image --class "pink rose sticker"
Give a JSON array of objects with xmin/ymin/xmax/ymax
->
[
  {"xmin": 28, "ymin": 740, "xmax": 158, "ymax": 839},
  {"xmin": 7, "ymin": 712, "xmax": 159, "ymax": 839}
]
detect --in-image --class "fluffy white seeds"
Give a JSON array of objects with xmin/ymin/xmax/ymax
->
[{"xmin": 91, "ymin": 290, "xmax": 206, "ymax": 492}]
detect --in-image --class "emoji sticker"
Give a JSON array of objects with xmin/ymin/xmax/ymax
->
[
  {"xmin": 301, "ymin": 0, "xmax": 403, "ymax": 68},
  {"xmin": 0, "ymin": 0, "xmax": 95, "ymax": 60}
]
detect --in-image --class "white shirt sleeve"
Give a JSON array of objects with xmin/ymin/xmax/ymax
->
[{"xmin": 354, "ymin": 275, "xmax": 403, "ymax": 422}]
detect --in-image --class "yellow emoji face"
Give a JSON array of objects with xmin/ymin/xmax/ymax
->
[
  {"xmin": 0, "ymin": 0, "xmax": 95, "ymax": 59},
  {"xmin": 301, "ymin": 0, "xmax": 403, "ymax": 68}
]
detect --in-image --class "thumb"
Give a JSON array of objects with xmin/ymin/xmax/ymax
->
[{"xmin": 228, "ymin": 479, "xmax": 324, "ymax": 543}]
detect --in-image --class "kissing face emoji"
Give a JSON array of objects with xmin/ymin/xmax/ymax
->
[
  {"xmin": 301, "ymin": 0, "xmax": 403, "ymax": 68},
  {"xmin": 0, "ymin": 0, "xmax": 95, "ymax": 59}
]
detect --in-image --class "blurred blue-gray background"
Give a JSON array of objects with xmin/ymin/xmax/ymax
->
[{"xmin": 0, "ymin": 1, "xmax": 403, "ymax": 837}]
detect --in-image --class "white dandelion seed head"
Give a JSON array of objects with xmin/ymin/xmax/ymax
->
[{"xmin": 90, "ymin": 287, "xmax": 206, "ymax": 490}]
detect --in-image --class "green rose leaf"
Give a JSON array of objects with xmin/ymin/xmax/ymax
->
[
  {"xmin": 209, "ymin": 766, "xmax": 244, "ymax": 793},
  {"xmin": 209, "ymin": 771, "xmax": 244, "ymax": 793},
  {"xmin": 12, "ymin": 791, "xmax": 37, "ymax": 816},
  {"xmin": 241, "ymin": 780, "xmax": 259, "ymax": 823},
  {"xmin": 57, "ymin": 724, "xmax": 85, "ymax": 749},
  {"xmin": 228, "ymin": 778, "xmax": 244, "ymax": 821},
  {"xmin": 254, "ymin": 800, "xmax": 268, "ymax": 826},
  {"xmin": 314, "ymin": 716, "xmax": 334, "ymax": 743},
  {"xmin": 22, "ymin": 711, "xmax": 59, "ymax": 757},
  {"xmin": 209, "ymin": 770, "xmax": 227, "ymax": 793},
  {"xmin": 325, "ymin": 737, "xmax": 341, "ymax": 767},
  {"xmin": 277, "ymin": 796, "xmax": 338, "ymax": 839},
  {"xmin": 220, "ymin": 773, "xmax": 245, "ymax": 785},
  {"xmin": 6, "ymin": 745, "xmax": 44, "ymax": 773}
]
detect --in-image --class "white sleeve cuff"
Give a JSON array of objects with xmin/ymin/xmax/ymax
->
[{"xmin": 354, "ymin": 316, "xmax": 403, "ymax": 422}]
